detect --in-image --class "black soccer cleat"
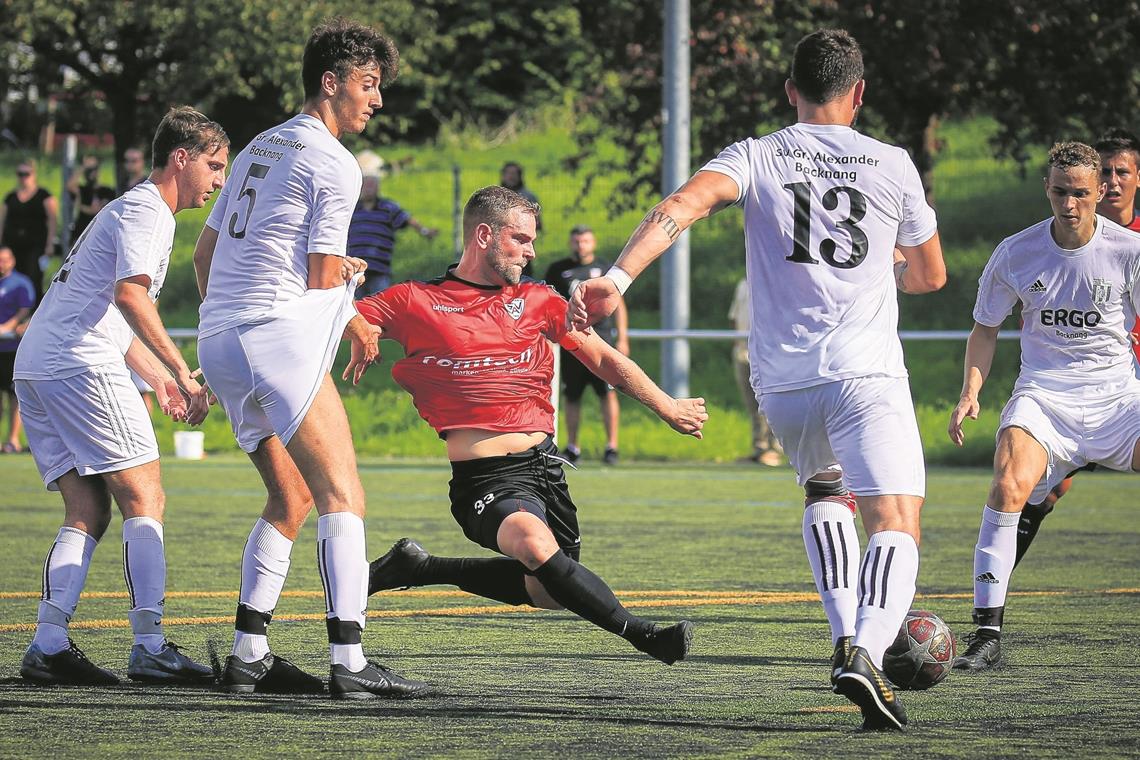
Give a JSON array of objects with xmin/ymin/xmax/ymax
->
[
  {"xmin": 830, "ymin": 635, "xmax": 853, "ymax": 687},
  {"xmin": 603, "ymin": 448, "xmax": 619, "ymax": 466},
  {"xmin": 368, "ymin": 538, "xmax": 431, "ymax": 596},
  {"xmin": 632, "ymin": 621, "xmax": 694, "ymax": 665},
  {"xmin": 834, "ymin": 645, "xmax": 908, "ymax": 731},
  {"xmin": 127, "ymin": 641, "xmax": 214, "ymax": 683},
  {"xmin": 952, "ymin": 630, "xmax": 1002, "ymax": 672},
  {"xmin": 20, "ymin": 640, "xmax": 120, "ymax": 686},
  {"xmin": 328, "ymin": 660, "xmax": 433, "ymax": 700},
  {"xmin": 219, "ymin": 653, "xmax": 324, "ymax": 694}
]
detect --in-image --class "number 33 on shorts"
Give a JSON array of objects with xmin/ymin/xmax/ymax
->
[{"xmin": 473, "ymin": 492, "xmax": 495, "ymax": 515}]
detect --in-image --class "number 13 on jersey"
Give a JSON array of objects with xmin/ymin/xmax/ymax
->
[{"xmin": 783, "ymin": 181, "xmax": 869, "ymax": 269}]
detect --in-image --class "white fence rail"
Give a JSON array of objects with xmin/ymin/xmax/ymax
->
[{"xmin": 163, "ymin": 328, "xmax": 1020, "ymax": 344}]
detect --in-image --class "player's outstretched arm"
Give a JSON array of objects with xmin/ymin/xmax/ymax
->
[
  {"xmin": 192, "ymin": 224, "xmax": 219, "ymax": 299},
  {"xmin": 948, "ymin": 322, "xmax": 1000, "ymax": 447},
  {"xmin": 895, "ymin": 233, "xmax": 947, "ymax": 294},
  {"xmin": 568, "ymin": 170, "xmax": 739, "ymax": 331},
  {"xmin": 565, "ymin": 329, "xmax": 707, "ymax": 438}
]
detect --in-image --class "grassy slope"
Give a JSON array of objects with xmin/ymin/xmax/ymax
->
[
  {"xmin": 0, "ymin": 455, "xmax": 1137, "ymax": 757},
  {"xmin": 0, "ymin": 117, "xmax": 1051, "ymax": 463}
]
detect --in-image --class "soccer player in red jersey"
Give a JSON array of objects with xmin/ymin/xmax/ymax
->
[
  {"xmin": 352, "ymin": 186, "xmax": 708, "ymax": 664},
  {"xmin": 1012, "ymin": 128, "xmax": 1140, "ymax": 569}
]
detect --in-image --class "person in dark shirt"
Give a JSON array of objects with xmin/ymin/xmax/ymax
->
[
  {"xmin": 121, "ymin": 147, "xmax": 148, "ymax": 193},
  {"xmin": 0, "ymin": 158, "xmax": 58, "ymax": 303},
  {"xmin": 543, "ymin": 225, "xmax": 629, "ymax": 464},
  {"xmin": 65, "ymin": 155, "xmax": 108, "ymax": 243},
  {"xmin": 348, "ymin": 174, "xmax": 436, "ymax": 297},
  {"xmin": 501, "ymin": 162, "xmax": 542, "ymax": 277}
]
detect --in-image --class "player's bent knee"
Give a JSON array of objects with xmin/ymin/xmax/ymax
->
[{"xmin": 497, "ymin": 513, "xmax": 559, "ymax": 570}]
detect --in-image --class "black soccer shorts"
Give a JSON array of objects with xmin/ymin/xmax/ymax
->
[
  {"xmin": 448, "ymin": 436, "xmax": 582, "ymax": 561},
  {"xmin": 560, "ymin": 348, "xmax": 611, "ymax": 402}
]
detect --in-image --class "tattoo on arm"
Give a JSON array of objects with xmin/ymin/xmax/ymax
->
[
  {"xmin": 894, "ymin": 261, "xmax": 910, "ymax": 293},
  {"xmin": 645, "ymin": 210, "xmax": 680, "ymax": 242}
]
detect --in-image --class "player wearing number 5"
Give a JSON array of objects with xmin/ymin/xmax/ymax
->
[
  {"xmin": 194, "ymin": 20, "xmax": 428, "ymax": 698},
  {"xmin": 569, "ymin": 29, "xmax": 945, "ymax": 731}
]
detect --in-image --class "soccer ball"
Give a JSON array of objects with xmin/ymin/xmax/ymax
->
[{"xmin": 882, "ymin": 609, "xmax": 955, "ymax": 690}]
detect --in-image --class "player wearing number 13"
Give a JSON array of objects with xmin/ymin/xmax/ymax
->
[{"xmin": 569, "ymin": 29, "xmax": 946, "ymax": 731}]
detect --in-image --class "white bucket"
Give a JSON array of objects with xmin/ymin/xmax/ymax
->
[{"xmin": 173, "ymin": 431, "xmax": 205, "ymax": 460}]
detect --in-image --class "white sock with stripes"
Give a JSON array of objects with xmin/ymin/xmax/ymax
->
[
  {"xmin": 317, "ymin": 512, "xmax": 368, "ymax": 671},
  {"xmin": 853, "ymin": 530, "xmax": 919, "ymax": 667},
  {"xmin": 234, "ymin": 518, "xmax": 293, "ymax": 662},
  {"xmin": 972, "ymin": 505, "xmax": 1021, "ymax": 632},
  {"xmin": 802, "ymin": 501, "xmax": 860, "ymax": 644},
  {"xmin": 123, "ymin": 516, "xmax": 167, "ymax": 654},
  {"xmin": 32, "ymin": 527, "xmax": 97, "ymax": 655}
]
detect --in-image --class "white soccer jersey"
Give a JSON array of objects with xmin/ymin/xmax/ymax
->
[
  {"xmin": 14, "ymin": 181, "xmax": 173, "ymax": 380},
  {"xmin": 198, "ymin": 114, "xmax": 362, "ymax": 338},
  {"xmin": 973, "ymin": 216, "xmax": 1140, "ymax": 398},
  {"xmin": 702, "ymin": 123, "xmax": 937, "ymax": 394}
]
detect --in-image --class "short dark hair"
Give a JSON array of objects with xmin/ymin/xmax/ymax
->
[
  {"xmin": 790, "ymin": 29, "xmax": 863, "ymax": 105},
  {"xmin": 1094, "ymin": 127, "xmax": 1140, "ymax": 163},
  {"xmin": 463, "ymin": 186, "xmax": 539, "ymax": 243},
  {"xmin": 302, "ymin": 18, "xmax": 399, "ymax": 100},
  {"xmin": 569, "ymin": 224, "xmax": 593, "ymax": 237},
  {"xmin": 151, "ymin": 106, "xmax": 229, "ymax": 169},
  {"xmin": 1047, "ymin": 141, "xmax": 1101, "ymax": 176}
]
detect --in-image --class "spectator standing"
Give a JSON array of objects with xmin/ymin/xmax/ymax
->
[
  {"xmin": 729, "ymin": 278, "xmax": 783, "ymax": 465},
  {"xmin": 0, "ymin": 158, "xmax": 58, "ymax": 303},
  {"xmin": 0, "ymin": 245, "xmax": 34, "ymax": 452},
  {"xmin": 349, "ymin": 174, "xmax": 437, "ymax": 298},
  {"xmin": 121, "ymin": 148, "xmax": 148, "ymax": 193},
  {"xmin": 543, "ymin": 225, "xmax": 628, "ymax": 464},
  {"xmin": 65, "ymin": 155, "xmax": 105, "ymax": 242}
]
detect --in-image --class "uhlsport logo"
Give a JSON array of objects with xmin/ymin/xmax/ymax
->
[{"xmin": 504, "ymin": 298, "xmax": 525, "ymax": 320}]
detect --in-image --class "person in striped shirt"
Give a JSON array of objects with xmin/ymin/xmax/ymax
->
[{"xmin": 349, "ymin": 173, "xmax": 436, "ymax": 297}]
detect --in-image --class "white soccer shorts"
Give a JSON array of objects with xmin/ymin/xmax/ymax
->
[
  {"xmin": 999, "ymin": 388, "xmax": 1140, "ymax": 504},
  {"xmin": 15, "ymin": 364, "xmax": 159, "ymax": 490},
  {"xmin": 198, "ymin": 285, "xmax": 355, "ymax": 453},
  {"xmin": 759, "ymin": 375, "xmax": 926, "ymax": 497}
]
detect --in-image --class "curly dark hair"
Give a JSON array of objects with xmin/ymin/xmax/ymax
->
[
  {"xmin": 1048, "ymin": 141, "xmax": 1101, "ymax": 176},
  {"xmin": 790, "ymin": 29, "xmax": 863, "ymax": 105},
  {"xmin": 302, "ymin": 18, "xmax": 399, "ymax": 99}
]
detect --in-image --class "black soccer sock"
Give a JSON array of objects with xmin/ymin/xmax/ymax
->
[
  {"xmin": 531, "ymin": 551, "xmax": 655, "ymax": 641},
  {"xmin": 1013, "ymin": 501, "xmax": 1054, "ymax": 569},
  {"xmin": 418, "ymin": 556, "xmax": 531, "ymax": 606}
]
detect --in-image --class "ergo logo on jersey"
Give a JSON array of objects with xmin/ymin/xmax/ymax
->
[
  {"xmin": 421, "ymin": 347, "xmax": 534, "ymax": 370},
  {"xmin": 1039, "ymin": 309, "xmax": 1101, "ymax": 328}
]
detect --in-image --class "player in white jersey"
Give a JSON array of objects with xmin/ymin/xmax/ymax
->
[
  {"xmin": 193, "ymin": 19, "xmax": 427, "ymax": 698},
  {"xmin": 570, "ymin": 30, "xmax": 946, "ymax": 731},
  {"xmin": 14, "ymin": 107, "xmax": 228, "ymax": 686},
  {"xmin": 948, "ymin": 142, "xmax": 1140, "ymax": 672}
]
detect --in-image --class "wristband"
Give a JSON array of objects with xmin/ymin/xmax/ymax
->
[{"xmin": 605, "ymin": 266, "xmax": 634, "ymax": 296}]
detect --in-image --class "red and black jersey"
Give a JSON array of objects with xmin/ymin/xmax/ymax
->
[{"xmin": 356, "ymin": 265, "xmax": 584, "ymax": 436}]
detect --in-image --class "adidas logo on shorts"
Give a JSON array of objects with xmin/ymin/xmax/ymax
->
[
  {"xmin": 1027, "ymin": 279, "xmax": 1047, "ymax": 293},
  {"xmin": 975, "ymin": 572, "xmax": 999, "ymax": 584}
]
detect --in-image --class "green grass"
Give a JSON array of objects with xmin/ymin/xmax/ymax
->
[{"xmin": 0, "ymin": 455, "xmax": 1137, "ymax": 757}]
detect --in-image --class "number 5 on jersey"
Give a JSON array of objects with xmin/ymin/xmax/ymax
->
[{"xmin": 227, "ymin": 162, "xmax": 271, "ymax": 239}]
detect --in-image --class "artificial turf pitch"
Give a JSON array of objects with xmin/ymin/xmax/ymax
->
[{"xmin": 0, "ymin": 455, "xmax": 1137, "ymax": 758}]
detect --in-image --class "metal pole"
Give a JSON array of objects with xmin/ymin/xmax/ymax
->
[
  {"xmin": 452, "ymin": 164, "xmax": 463, "ymax": 259},
  {"xmin": 661, "ymin": 0, "xmax": 690, "ymax": 396},
  {"xmin": 60, "ymin": 135, "xmax": 78, "ymax": 255}
]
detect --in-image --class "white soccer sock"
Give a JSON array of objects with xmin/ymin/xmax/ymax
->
[
  {"xmin": 233, "ymin": 518, "xmax": 294, "ymax": 663},
  {"xmin": 317, "ymin": 512, "xmax": 368, "ymax": 671},
  {"xmin": 123, "ymin": 516, "xmax": 167, "ymax": 654},
  {"xmin": 972, "ymin": 506, "xmax": 1021, "ymax": 632},
  {"xmin": 802, "ymin": 501, "xmax": 859, "ymax": 644},
  {"xmin": 32, "ymin": 527, "xmax": 98, "ymax": 654},
  {"xmin": 853, "ymin": 530, "xmax": 919, "ymax": 667}
]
